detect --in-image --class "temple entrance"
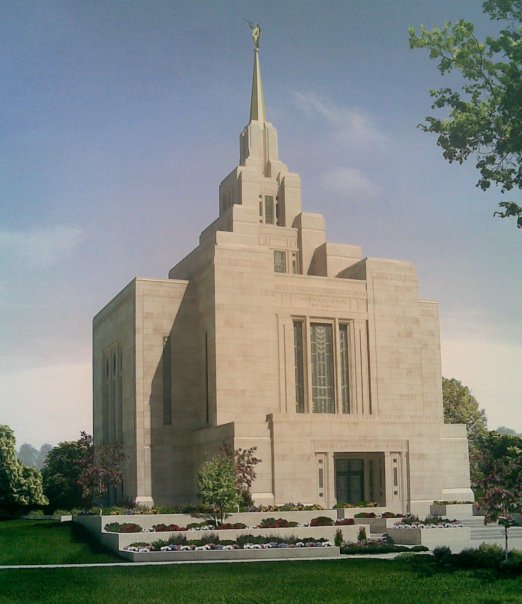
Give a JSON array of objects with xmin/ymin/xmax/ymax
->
[
  {"xmin": 335, "ymin": 458, "xmax": 364, "ymax": 504},
  {"xmin": 334, "ymin": 453, "xmax": 385, "ymax": 506}
]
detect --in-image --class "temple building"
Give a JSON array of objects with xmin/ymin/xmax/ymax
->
[{"xmin": 93, "ymin": 27, "xmax": 473, "ymax": 516}]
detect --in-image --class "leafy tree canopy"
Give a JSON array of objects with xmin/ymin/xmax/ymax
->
[
  {"xmin": 409, "ymin": 0, "xmax": 522, "ymax": 227},
  {"xmin": 42, "ymin": 432, "xmax": 92, "ymax": 511},
  {"xmin": 442, "ymin": 377, "xmax": 488, "ymax": 445},
  {"xmin": 17, "ymin": 443, "xmax": 38, "ymax": 468},
  {"xmin": 0, "ymin": 425, "xmax": 47, "ymax": 510},
  {"xmin": 220, "ymin": 443, "xmax": 261, "ymax": 506},
  {"xmin": 198, "ymin": 454, "xmax": 239, "ymax": 525}
]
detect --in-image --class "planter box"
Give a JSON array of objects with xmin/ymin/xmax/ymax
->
[
  {"xmin": 430, "ymin": 504, "xmax": 474, "ymax": 519},
  {"xmin": 387, "ymin": 527, "xmax": 471, "ymax": 553},
  {"xmin": 109, "ymin": 524, "xmax": 368, "ymax": 551},
  {"xmin": 354, "ymin": 517, "xmax": 400, "ymax": 532},
  {"xmin": 120, "ymin": 545, "xmax": 340, "ymax": 563},
  {"xmin": 74, "ymin": 514, "xmax": 366, "ymax": 557}
]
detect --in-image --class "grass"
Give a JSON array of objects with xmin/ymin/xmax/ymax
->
[
  {"xmin": 0, "ymin": 520, "xmax": 520, "ymax": 603},
  {"xmin": 0, "ymin": 558, "xmax": 521, "ymax": 603},
  {"xmin": 0, "ymin": 519, "xmax": 122, "ymax": 565}
]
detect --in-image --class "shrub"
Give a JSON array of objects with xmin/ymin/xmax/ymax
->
[
  {"xmin": 186, "ymin": 521, "xmax": 211, "ymax": 529},
  {"xmin": 334, "ymin": 529, "xmax": 343, "ymax": 547},
  {"xmin": 433, "ymin": 546, "xmax": 453, "ymax": 565},
  {"xmin": 199, "ymin": 532, "xmax": 220, "ymax": 545},
  {"xmin": 310, "ymin": 516, "xmax": 334, "ymax": 527},
  {"xmin": 458, "ymin": 543, "xmax": 504, "ymax": 568},
  {"xmin": 354, "ymin": 512, "xmax": 376, "ymax": 518},
  {"xmin": 259, "ymin": 517, "xmax": 297, "ymax": 528},
  {"xmin": 410, "ymin": 545, "xmax": 429, "ymax": 552},
  {"xmin": 335, "ymin": 518, "xmax": 355, "ymax": 526},
  {"xmin": 357, "ymin": 527, "xmax": 367, "ymax": 542},
  {"xmin": 167, "ymin": 533, "xmax": 187, "ymax": 545},
  {"xmin": 104, "ymin": 522, "xmax": 142, "ymax": 533},
  {"xmin": 381, "ymin": 512, "xmax": 397, "ymax": 518},
  {"xmin": 217, "ymin": 522, "xmax": 247, "ymax": 530},
  {"xmin": 152, "ymin": 523, "xmax": 187, "ymax": 532}
]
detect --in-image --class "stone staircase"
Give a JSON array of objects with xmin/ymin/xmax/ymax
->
[{"xmin": 460, "ymin": 517, "xmax": 522, "ymax": 542}]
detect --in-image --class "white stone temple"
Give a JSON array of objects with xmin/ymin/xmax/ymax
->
[{"xmin": 93, "ymin": 27, "xmax": 473, "ymax": 516}]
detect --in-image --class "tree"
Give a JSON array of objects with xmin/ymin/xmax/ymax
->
[
  {"xmin": 220, "ymin": 443, "xmax": 261, "ymax": 506},
  {"xmin": 442, "ymin": 377, "xmax": 488, "ymax": 488},
  {"xmin": 409, "ymin": 0, "xmax": 522, "ymax": 227},
  {"xmin": 198, "ymin": 454, "xmax": 239, "ymax": 525},
  {"xmin": 36, "ymin": 444, "xmax": 53, "ymax": 470},
  {"xmin": 496, "ymin": 425, "xmax": 522, "ymax": 436},
  {"xmin": 475, "ymin": 431, "xmax": 522, "ymax": 558},
  {"xmin": 442, "ymin": 378, "xmax": 488, "ymax": 444},
  {"xmin": 17, "ymin": 443, "xmax": 38, "ymax": 467},
  {"xmin": 78, "ymin": 440, "xmax": 126, "ymax": 502},
  {"xmin": 42, "ymin": 432, "xmax": 92, "ymax": 511},
  {"xmin": 0, "ymin": 425, "xmax": 47, "ymax": 511}
]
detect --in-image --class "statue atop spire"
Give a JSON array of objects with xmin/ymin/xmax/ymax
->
[
  {"xmin": 244, "ymin": 20, "xmax": 266, "ymax": 123},
  {"xmin": 244, "ymin": 19, "xmax": 262, "ymax": 50}
]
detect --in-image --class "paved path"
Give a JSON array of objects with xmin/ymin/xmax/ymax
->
[{"xmin": 0, "ymin": 553, "xmax": 405, "ymax": 570}]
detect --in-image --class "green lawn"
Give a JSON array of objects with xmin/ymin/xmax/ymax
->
[
  {"xmin": 0, "ymin": 520, "xmax": 521, "ymax": 603},
  {"xmin": 0, "ymin": 519, "xmax": 121, "ymax": 565}
]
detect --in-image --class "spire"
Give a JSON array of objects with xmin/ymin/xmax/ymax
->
[{"xmin": 246, "ymin": 21, "xmax": 266, "ymax": 123}]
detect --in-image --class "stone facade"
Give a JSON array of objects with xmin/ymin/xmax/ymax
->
[{"xmin": 93, "ymin": 35, "xmax": 473, "ymax": 517}]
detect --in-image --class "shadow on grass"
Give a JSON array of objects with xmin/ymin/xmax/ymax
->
[{"xmin": 396, "ymin": 555, "xmax": 521, "ymax": 586}]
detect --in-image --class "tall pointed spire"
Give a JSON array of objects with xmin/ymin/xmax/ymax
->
[{"xmin": 246, "ymin": 21, "xmax": 266, "ymax": 123}]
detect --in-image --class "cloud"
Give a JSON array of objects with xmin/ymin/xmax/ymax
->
[
  {"xmin": 322, "ymin": 167, "xmax": 381, "ymax": 198},
  {"xmin": 0, "ymin": 225, "xmax": 84, "ymax": 269},
  {"xmin": 293, "ymin": 91, "xmax": 389, "ymax": 145}
]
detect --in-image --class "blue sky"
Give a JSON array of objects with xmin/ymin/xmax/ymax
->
[{"xmin": 1, "ymin": 0, "xmax": 520, "ymax": 447}]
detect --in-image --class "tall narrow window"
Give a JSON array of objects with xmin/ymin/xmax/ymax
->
[
  {"xmin": 339, "ymin": 324, "xmax": 350, "ymax": 413},
  {"xmin": 293, "ymin": 321, "xmax": 305, "ymax": 413},
  {"xmin": 311, "ymin": 323, "xmax": 335, "ymax": 413},
  {"xmin": 274, "ymin": 250, "xmax": 287, "ymax": 273},
  {"xmin": 291, "ymin": 251, "xmax": 299, "ymax": 274},
  {"xmin": 163, "ymin": 336, "xmax": 172, "ymax": 425},
  {"xmin": 265, "ymin": 195, "xmax": 274, "ymax": 224}
]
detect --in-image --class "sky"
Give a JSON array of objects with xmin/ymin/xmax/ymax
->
[{"xmin": 1, "ymin": 0, "xmax": 520, "ymax": 448}]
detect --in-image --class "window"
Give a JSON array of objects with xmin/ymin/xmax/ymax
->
[
  {"xmin": 273, "ymin": 250, "xmax": 299, "ymax": 274},
  {"xmin": 293, "ymin": 321, "xmax": 305, "ymax": 413},
  {"xmin": 163, "ymin": 336, "xmax": 172, "ymax": 425},
  {"xmin": 265, "ymin": 195, "xmax": 274, "ymax": 224},
  {"xmin": 339, "ymin": 324, "xmax": 350, "ymax": 413},
  {"xmin": 292, "ymin": 320, "xmax": 353, "ymax": 414},
  {"xmin": 274, "ymin": 250, "xmax": 287, "ymax": 273},
  {"xmin": 311, "ymin": 323, "xmax": 335, "ymax": 413}
]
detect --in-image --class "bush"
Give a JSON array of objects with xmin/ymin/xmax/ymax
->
[
  {"xmin": 167, "ymin": 533, "xmax": 187, "ymax": 545},
  {"xmin": 354, "ymin": 512, "xmax": 376, "ymax": 519},
  {"xmin": 310, "ymin": 516, "xmax": 334, "ymax": 527},
  {"xmin": 152, "ymin": 523, "xmax": 187, "ymax": 532},
  {"xmin": 259, "ymin": 517, "xmax": 298, "ymax": 528},
  {"xmin": 433, "ymin": 545, "xmax": 453, "ymax": 565},
  {"xmin": 217, "ymin": 522, "xmax": 247, "ymax": 530},
  {"xmin": 334, "ymin": 529, "xmax": 343, "ymax": 547},
  {"xmin": 357, "ymin": 527, "xmax": 367, "ymax": 542},
  {"xmin": 411, "ymin": 545, "xmax": 429, "ymax": 552},
  {"xmin": 104, "ymin": 522, "xmax": 142, "ymax": 533},
  {"xmin": 199, "ymin": 532, "xmax": 220, "ymax": 545},
  {"xmin": 457, "ymin": 543, "xmax": 504, "ymax": 568},
  {"xmin": 335, "ymin": 518, "xmax": 355, "ymax": 526}
]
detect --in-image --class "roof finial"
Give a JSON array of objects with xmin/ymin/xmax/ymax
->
[
  {"xmin": 244, "ymin": 20, "xmax": 265, "ymax": 122},
  {"xmin": 244, "ymin": 19, "xmax": 262, "ymax": 51}
]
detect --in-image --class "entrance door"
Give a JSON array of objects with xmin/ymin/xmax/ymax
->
[{"xmin": 335, "ymin": 458, "xmax": 364, "ymax": 504}]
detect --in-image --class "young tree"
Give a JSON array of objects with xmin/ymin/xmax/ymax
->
[
  {"xmin": 0, "ymin": 425, "xmax": 47, "ymax": 511},
  {"xmin": 198, "ymin": 454, "xmax": 239, "ymax": 525},
  {"xmin": 476, "ymin": 431, "xmax": 522, "ymax": 558},
  {"xmin": 409, "ymin": 0, "xmax": 522, "ymax": 227},
  {"xmin": 220, "ymin": 443, "xmax": 261, "ymax": 506}
]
